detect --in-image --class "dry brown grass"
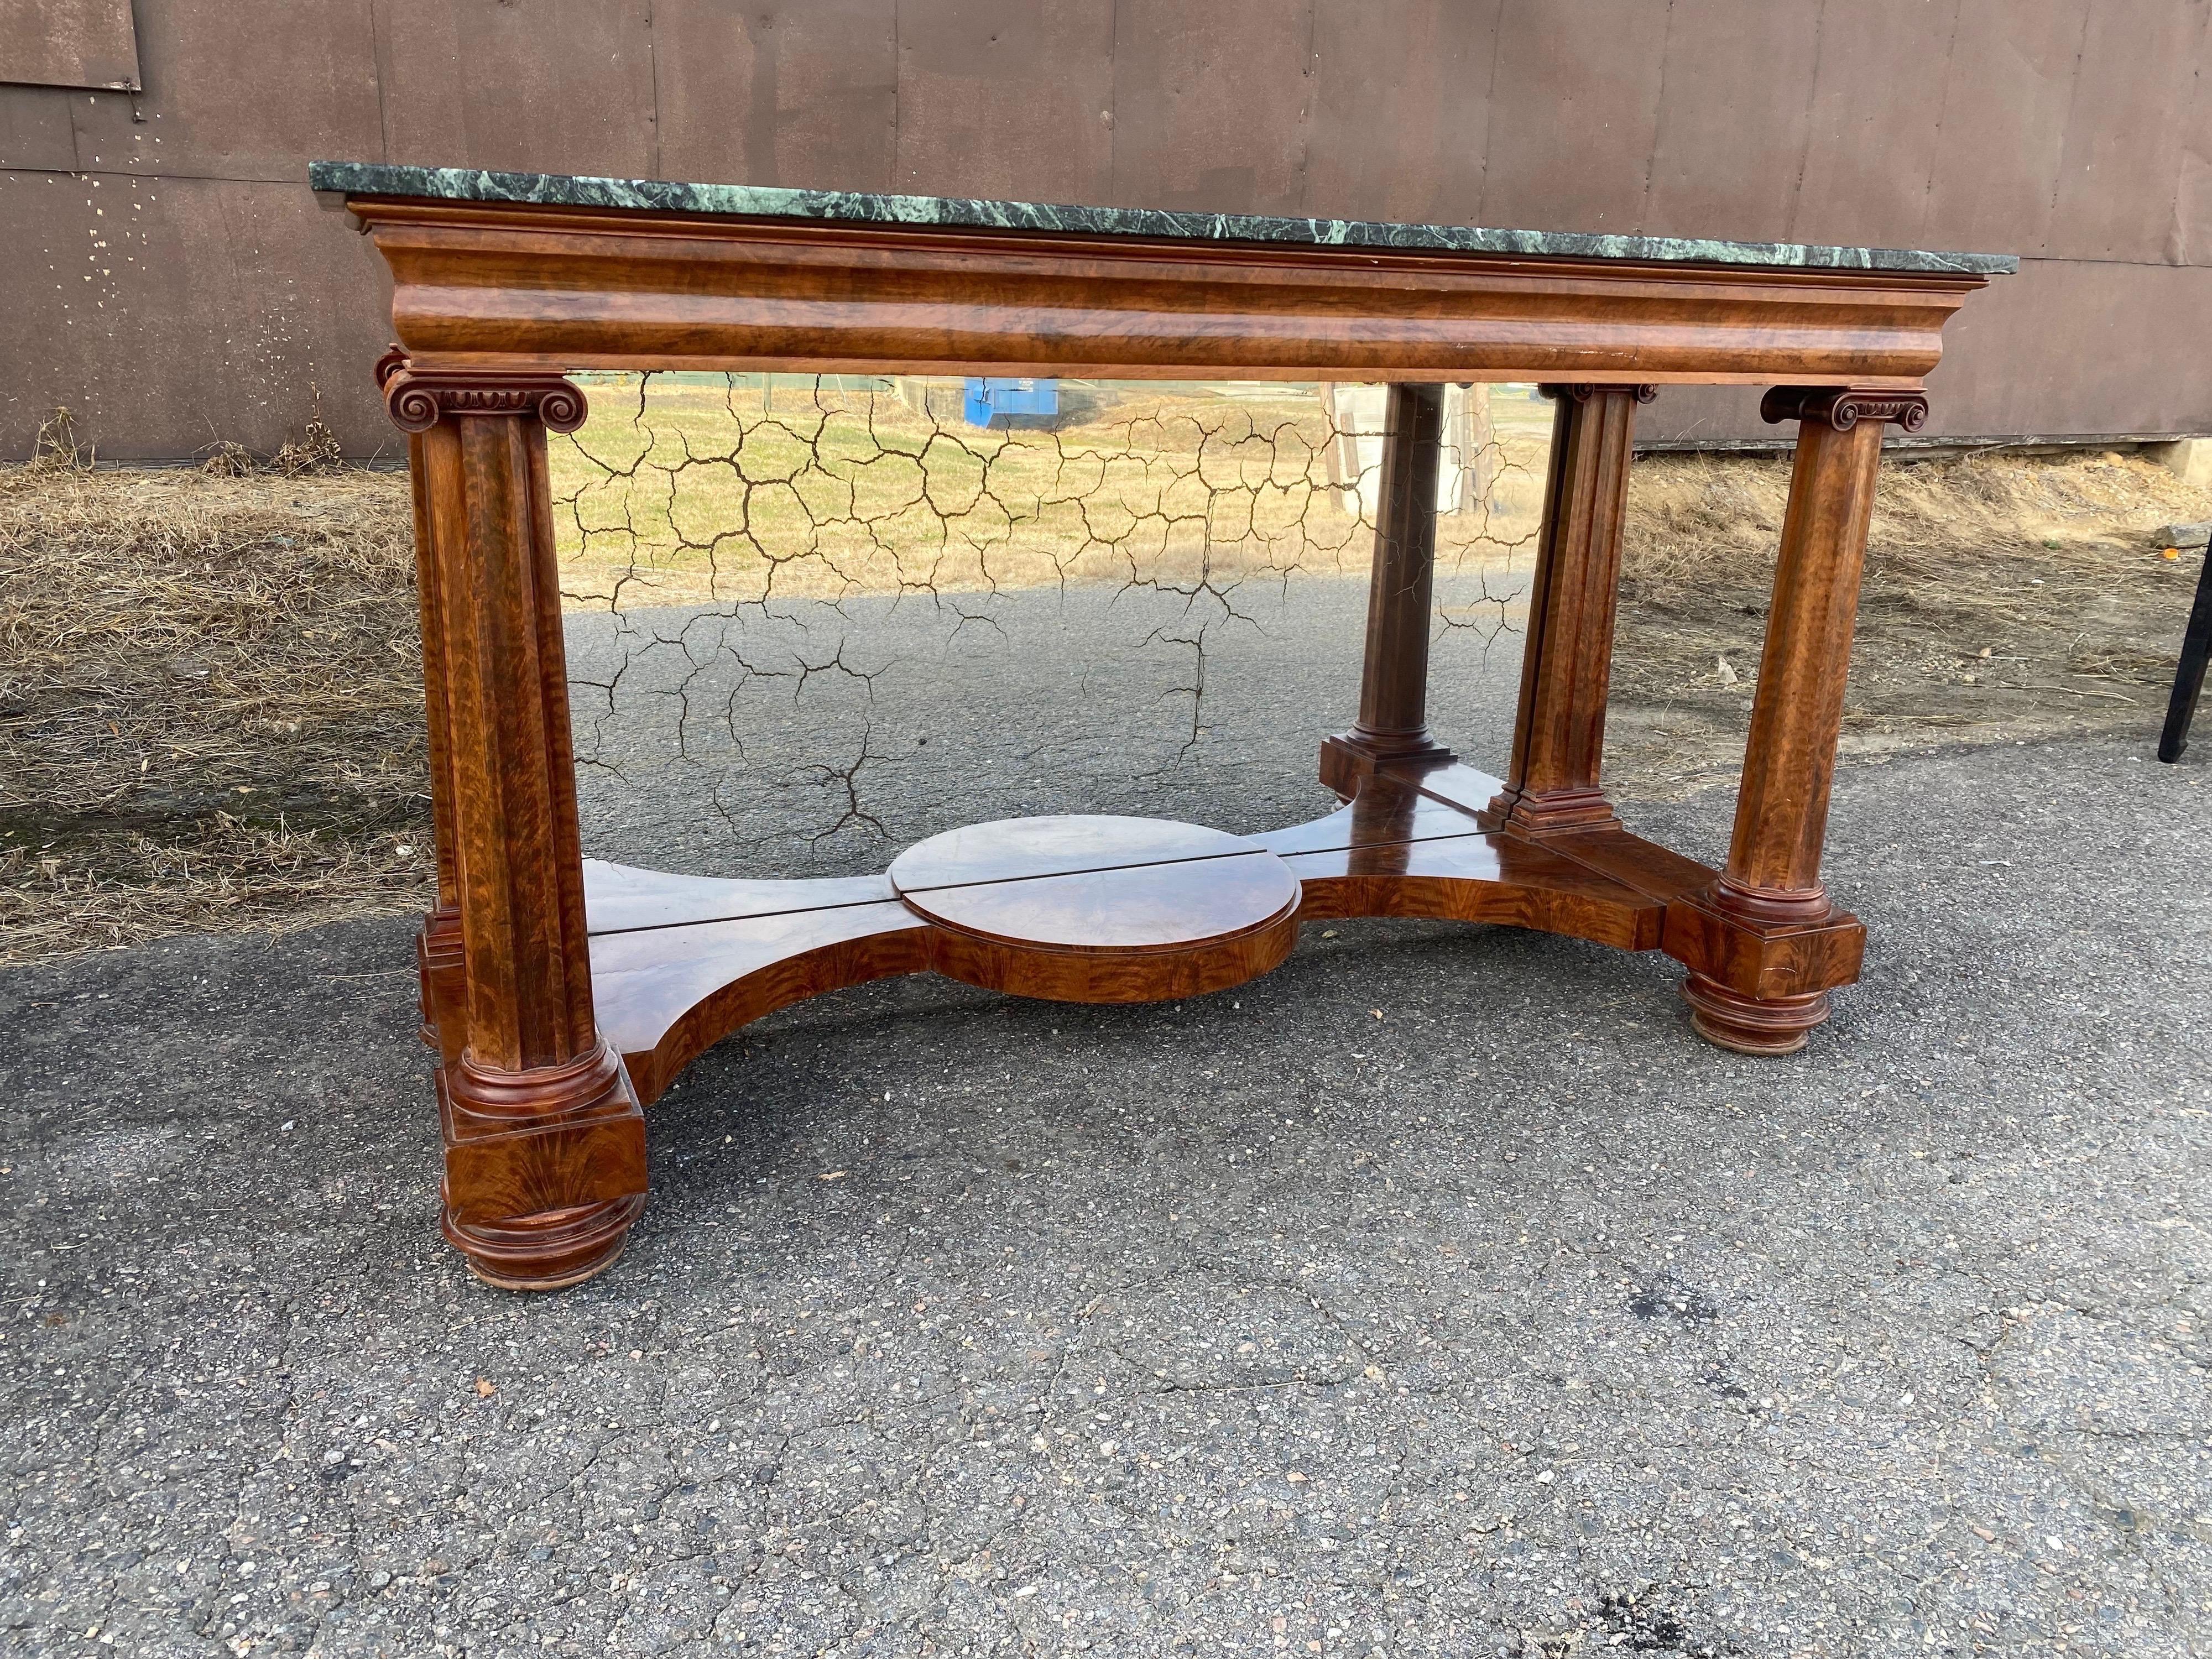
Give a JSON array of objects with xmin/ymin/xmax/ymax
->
[
  {"xmin": 1624, "ymin": 444, "xmax": 2212, "ymax": 592},
  {"xmin": 546, "ymin": 379, "xmax": 1545, "ymax": 608},
  {"xmin": 0, "ymin": 813, "xmax": 427, "ymax": 959},
  {"xmin": 0, "ymin": 464, "xmax": 434, "ymax": 956},
  {"xmin": 1605, "ymin": 447, "xmax": 2212, "ymax": 792}
]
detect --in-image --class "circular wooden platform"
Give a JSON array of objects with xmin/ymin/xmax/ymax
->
[{"xmin": 889, "ymin": 815, "xmax": 1301, "ymax": 1004}]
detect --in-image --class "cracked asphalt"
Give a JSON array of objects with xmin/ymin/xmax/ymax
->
[{"xmin": 4, "ymin": 729, "xmax": 2210, "ymax": 1657}]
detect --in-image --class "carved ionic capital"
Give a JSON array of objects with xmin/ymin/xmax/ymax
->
[
  {"xmin": 1760, "ymin": 385, "xmax": 1928, "ymax": 434},
  {"xmin": 1539, "ymin": 383, "xmax": 1658, "ymax": 404},
  {"xmin": 373, "ymin": 342, "xmax": 410, "ymax": 391},
  {"xmin": 382, "ymin": 366, "xmax": 589, "ymax": 434}
]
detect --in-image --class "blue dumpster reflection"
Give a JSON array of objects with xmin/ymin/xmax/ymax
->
[{"xmin": 963, "ymin": 377, "xmax": 1059, "ymax": 427}]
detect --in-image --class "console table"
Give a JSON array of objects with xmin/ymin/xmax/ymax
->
[{"xmin": 312, "ymin": 161, "xmax": 2012, "ymax": 1291}]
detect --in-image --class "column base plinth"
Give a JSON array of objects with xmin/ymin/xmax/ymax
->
[
  {"xmin": 1479, "ymin": 784, "xmax": 1620, "ymax": 837},
  {"xmin": 1318, "ymin": 732, "xmax": 1456, "ymax": 801},
  {"xmin": 1681, "ymin": 974, "xmax": 1828, "ymax": 1055}
]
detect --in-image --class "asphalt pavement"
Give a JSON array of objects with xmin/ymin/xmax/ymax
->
[{"xmin": 4, "ymin": 722, "xmax": 2210, "ymax": 1656}]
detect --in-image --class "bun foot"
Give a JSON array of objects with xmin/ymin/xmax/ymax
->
[
  {"xmin": 443, "ymin": 1192, "xmax": 646, "ymax": 1292},
  {"xmin": 1681, "ymin": 974, "xmax": 1828, "ymax": 1055}
]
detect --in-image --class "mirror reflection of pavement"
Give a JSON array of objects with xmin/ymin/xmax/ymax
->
[{"xmin": 561, "ymin": 573, "xmax": 1531, "ymax": 880}]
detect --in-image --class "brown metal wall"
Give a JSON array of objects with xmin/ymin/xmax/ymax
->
[{"xmin": 3, "ymin": 0, "xmax": 2208, "ymax": 460}]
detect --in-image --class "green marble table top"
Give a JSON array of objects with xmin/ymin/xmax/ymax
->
[{"xmin": 310, "ymin": 161, "xmax": 2016, "ymax": 278}]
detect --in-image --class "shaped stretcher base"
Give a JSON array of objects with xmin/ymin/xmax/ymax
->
[{"xmin": 571, "ymin": 764, "xmax": 1855, "ymax": 1107}]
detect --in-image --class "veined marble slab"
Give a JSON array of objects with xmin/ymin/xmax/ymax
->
[{"xmin": 310, "ymin": 161, "xmax": 2016, "ymax": 278}]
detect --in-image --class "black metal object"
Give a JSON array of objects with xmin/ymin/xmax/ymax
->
[{"xmin": 2160, "ymin": 541, "xmax": 2212, "ymax": 762}]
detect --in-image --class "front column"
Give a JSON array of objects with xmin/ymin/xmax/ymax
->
[
  {"xmin": 1486, "ymin": 384, "xmax": 1651, "ymax": 833},
  {"xmin": 1320, "ymin": 382, "xmax": 1455, "ymax": 797},
  {"xmin": 385, "ymin": 365, "xmax": 648, "ymax": 1290},
  {"xmin": 1673, "ymin": 385, "xmax": 1927, "ymax": 1053}
]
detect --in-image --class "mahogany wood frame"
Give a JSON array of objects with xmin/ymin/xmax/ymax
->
[{"xmin": 333, "ymin": 189, "xmax": 1987, "ymax": 1290}]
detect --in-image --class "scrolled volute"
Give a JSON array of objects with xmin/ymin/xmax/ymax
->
[
  {"xmin": 1538, "ymin": 383, "xmax": 1659, "ymax": 404},
  {"xmin": 1760, "ymin": 385, "xmax": 1929, "ymax": 434},
  {"xmin": 380, "ymin": 366, "xmax": 590, "ymax": 435}
]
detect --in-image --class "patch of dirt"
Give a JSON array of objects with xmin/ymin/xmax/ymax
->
[{"xmin": 2, "ymin": 438, "xmax": 2202, "ymax": 963}]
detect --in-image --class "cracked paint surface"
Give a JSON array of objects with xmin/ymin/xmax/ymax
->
[{"xmin": 2, "ymin": 735, "xmax": 2206, "ymax": 1655}]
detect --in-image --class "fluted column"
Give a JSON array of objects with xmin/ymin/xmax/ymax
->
[
  {"xmin": 1486, "ymin": 384, "xmax": 1652, "ymax": 834},
  {"xmin": 1319, "ymin": 383, "xmax": 1455, "ymax": 797},
  {"xmin": 1678, "ymin": 385, "xmax": 1926, "ymax": 1053},
  {"xmin": 384, "ymin": 362, "xmax": 647, "ymax": 1289}
]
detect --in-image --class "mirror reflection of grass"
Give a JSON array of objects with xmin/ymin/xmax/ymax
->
[{"xmin": 547, "ymin": 377, "xmax": 1546, "ymax": 612}]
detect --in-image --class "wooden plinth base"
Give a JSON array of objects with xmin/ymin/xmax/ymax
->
[
  {"xmin": 1317, "ymin": 732, "xmax": 1455, "ymax": 801},
  {"xmin": 575, "ymin": 761, "xmax": 1867, "ymax": 1109}
]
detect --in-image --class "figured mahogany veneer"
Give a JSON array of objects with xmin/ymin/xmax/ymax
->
[{"xmin": 328, "ymin": 168, "xmax": 2005, "ymax": 1288}]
